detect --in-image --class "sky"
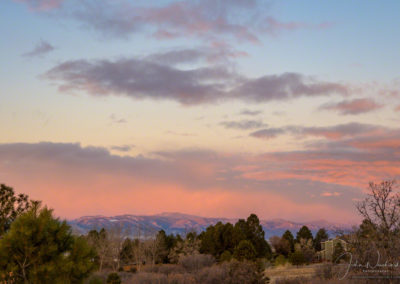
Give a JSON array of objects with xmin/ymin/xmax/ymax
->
[{"xmin": 1, "ymin": 0, "xmax": 399, "ymax": 223}]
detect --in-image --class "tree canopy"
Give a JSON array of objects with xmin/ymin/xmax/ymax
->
[{"xmin": 199, "ymin": 213, "xmax": 271, "ymax": 261}]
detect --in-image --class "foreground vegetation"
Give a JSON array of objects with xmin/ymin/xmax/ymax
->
[{"xmin": 0, "ymin": 180, "xmax": 399, "ymax": 283}]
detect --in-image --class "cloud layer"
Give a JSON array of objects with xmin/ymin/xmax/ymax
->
[
  {"xmin": 1, "ymin": 123, "xmax": 399, "ymax": 221},
  {"xmin": 43, "ymin": 56, "xmax": 350, "ymax": 105},
  {"xmin": 15, "ymin": 0, "xmax": 333, "ymax": 43}
]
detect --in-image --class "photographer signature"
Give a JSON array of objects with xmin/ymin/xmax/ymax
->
[{"xmin": 336, "ymin": 251, "xmax": 400, "ymax": 280}]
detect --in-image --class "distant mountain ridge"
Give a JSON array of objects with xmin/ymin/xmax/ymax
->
[{"xmin": 68, "ymin": 212, "xmax": 350, "ymax": 239}]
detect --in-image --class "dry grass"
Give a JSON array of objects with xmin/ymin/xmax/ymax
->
[{"xmin": 264, "ymin": 263, "xmax": 322, "ymax": 284}]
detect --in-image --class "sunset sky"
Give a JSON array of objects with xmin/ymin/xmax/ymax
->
[{"xmin": 1, "ymin": 0, "xmax": 400, "ymax": 223}]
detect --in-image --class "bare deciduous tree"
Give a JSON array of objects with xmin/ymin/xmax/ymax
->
[
  {"xmin": 356, "ymin": 180, "xmax": 400, "ymax": 235},
  {"xmin": 353, "ymin": 180, "xmax": 400, "ymax": 262},
  {"xmin": 133, "ymin": 224, "xmax": 145, "ymax": 271},
  {"xmin": 108, "ymin": 224, "xmax": 129, "ymax": 271}
]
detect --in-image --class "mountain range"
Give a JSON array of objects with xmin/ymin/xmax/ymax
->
[{"xmin": 68, "ymin": 212, "xmax": 351, "ymax": 239}]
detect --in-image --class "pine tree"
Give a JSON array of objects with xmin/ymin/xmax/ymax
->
[
  {"xmin": 296, "ymin": 226, "xmax": 313, "ymax": 243},
  {"xmin": 0, "ymin": 205, "xmax": 96, "ymax": 283},
  {"xmin": 314, "ymin": 228, "xmax": 329, "ymax": 251}
]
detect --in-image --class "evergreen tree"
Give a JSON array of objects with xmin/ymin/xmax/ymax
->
[
  {"xmin": 200, "ymin": 214, "xmax": 271, "ymax": 260},
  {"xmin": 245, "ymin": 214, "xmax": 271, "ymax": 258},
  {"xmin": 199, "ymin": 222, "xmax": 234, "ymax": 259},
  {"xmin": 332, "ymin": 242, "xmax": 346, "ymax": 263},
  {"xmin": 314, "ymin": 228, "xmax": 329, "ymax": 251},
  {"xmin": 119, "ymin": 238, "xmax": 134, "ymax": 265},
  {"xmin": 232, "ymin": 219, "xmax": 248, "ymax": 245},
  {"xmin": 0, "ymin": 205, "xmax": 96, "ymax": 283},
  {"xmin": 233, "ymin": 240, "xmax": 257, "ymax": 261},
  {"xmin": 282, "ymin": 230, "xmax": 295, "ymax": 253},
  {"xmin": 154, "ymin": 230, "xmax": 170, "ymax": 264},
  {"xmin": 296, "ymin": 226, "xmax": 313, "ymax": 242},
  {"xmin": 0, "ymin": 184, "xmax": 32, "ymax": 236}
]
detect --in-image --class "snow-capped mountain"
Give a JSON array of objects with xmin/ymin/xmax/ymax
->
[{"xmin": 68, "ymin": 212, "xmax": 350, "ymax": 239}]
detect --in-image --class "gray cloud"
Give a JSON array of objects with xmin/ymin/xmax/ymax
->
[
  {"xmin": 72, "ymin": 0, "xmax": 259, "ymax": 42},
  {"xmin": 298, "ymin": 123, "xmax": 382, "ymax": 139},
  {"xmin": 110, "ymin": 114, "xmax": 127, "ymax": 124},
  {"xmin": 165, "ymin": 131, "xmax": 197, "ymax": 137},
  {"xmin": 234, "ymin": 73, "xmax": 349, "ymax": 102},
  {"xmin": 44, "ymin": 57, "xmax": 349, "ymax": 105},
  {"xmin": 110, "ymin": 145, "xmax": 134, "ymax": 152},
  {"xmin": 145, "ymin": 49, "xmax": 211, "ymax": 65},
  {"xmin": 43, "ymin": 58, "xmax": 236, "ymax": 105},
  {"xmin": 320, "ymin": 98, "xmax": 383, "ymax": 115},
  {"xmin": 239, "ymin": 109, "xmax": 263, "ymax": 116},
  {"xmin": 250, "ymin": 128, "xmax": 285, "ymax": 139},
  {"xmin": 145, "ymin": 46, "xmax": 247, "ymax": 65},
  {"xmin": 220, "ymin": 119, "xmax": 267, "ymax": 130},
  {"xmin": 250, "ymin": 122, "xmax": 384, "ymax": 140},
  {"xmin": 22, "ymin": 40, "xmax": 55, "ymax": 57},
  {"xmin": 20, "ymin": 0, "xmax": 332, "ymax": 42}
]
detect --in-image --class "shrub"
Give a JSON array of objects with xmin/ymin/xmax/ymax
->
[
  {"xmin": 168, "ymin": 273, "xmax": 196, "ymax": 284},
  {"xmin": 226, "ymin": 260, "xmax": 267, "ymax": 284},
  {"xmin": 274, "ymin": 255, "xmax": 287, "ymax": 266},
  {"xmin": 289, "ymin": 251, "xmax": 306, "ymax": 266},
  {"xmin": 88, "ymin": 275, "xmax": 104, "ymax": 284},
  {"xmin": 196, "ymin": 264, "xmax": 228, "ymax": 283},
  {"xmin": 106, "ymin": 272, "xmax": 121, "ymax": 284},
  {"xmin": 220, "ymin": 250, "xmax": 232, "ymax": 262},
  {"xmin": 179, "ymin": 254, "xmax": 215, "ymax": 272}
]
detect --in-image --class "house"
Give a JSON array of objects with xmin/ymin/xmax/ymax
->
[{"xmin": 319, "ymin": 238, "xmax": 347, "ymax": 261}]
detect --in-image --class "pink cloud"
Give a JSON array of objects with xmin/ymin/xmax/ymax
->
[
  {"xmin": 2, "ymin": 133, "xmax": 400, "ymax": 223},
  {"xmin": 2, "ymin": 172, "xmax": 354, "ymax": 223},
  {"xmin": 321, "ymin": 98, "xmax": 383, "ymax": 115},
  {"xmin": 0, "ymin": 142, "xmax": 366, "ymax": 223},
  {"xmin": 67, "ymin": 0, "xmax": 334, "ymax": 43},
  {"xmin": 321, "ymin": 192, "xmax": 341, "ymax": 197},
  {"xmin": 13, "ymin": 0, "xmax": 64, "ymax": 11}
]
